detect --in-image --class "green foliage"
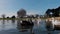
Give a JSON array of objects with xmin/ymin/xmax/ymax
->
[{"xmin": 46, "ymin": 6, "xmax": 60, "ymax": 17}]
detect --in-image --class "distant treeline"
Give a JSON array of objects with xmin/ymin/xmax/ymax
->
[{"xmin": 46, "ymin": 6, "xmax": 60, "ymax": 17}]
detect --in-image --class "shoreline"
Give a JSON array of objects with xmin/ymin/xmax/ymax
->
[{"xmin": 0, "ymin": 18, "xmax": 41, "ymax": 20}]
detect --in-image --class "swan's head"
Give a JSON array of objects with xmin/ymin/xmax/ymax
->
[{"xmin": 51, "ymin": 17, "xmax": 55, "ymax": 21}]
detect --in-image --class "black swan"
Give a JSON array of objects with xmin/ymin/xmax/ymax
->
[{"xmin": 20, "ymin": 20, "xmax": 34, "ymax": 26}]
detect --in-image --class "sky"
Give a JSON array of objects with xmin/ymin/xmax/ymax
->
[{"xmin": 0, "ymin": 0, "xmax": 60, "ymax": 17}]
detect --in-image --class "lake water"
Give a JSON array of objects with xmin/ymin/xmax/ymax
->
[{"xmin": 0, "ymin": 20, "xmax": 60, "ymax": 34}]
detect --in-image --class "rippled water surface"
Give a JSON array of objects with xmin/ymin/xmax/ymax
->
[{"xmin": 0, "ymin": 20, "xmax": 60, "ymax": 34}]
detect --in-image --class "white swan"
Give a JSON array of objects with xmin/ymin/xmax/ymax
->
[
  {"xmin": 51, "ymin": 17, "xmax": 60, "ymax": 29},
  {"xmin": 51, "ymin": 18, "xmax": 55, "ymax": 29}
]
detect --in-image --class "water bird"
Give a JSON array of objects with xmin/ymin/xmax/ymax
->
[
  {"xmin": 20, "ymin": 20, "xmax": 34, "ymax": 26},
  {"xmin": 51, "ymin": 18, "xmax": 60, "ymax": 30},
  {"xmin": 46, "ymin": 17, "xmax": 60, "ymax": 31},
  {"xmin": 17, "ymin": 20, "xmax": 34, "ymax": 34}
]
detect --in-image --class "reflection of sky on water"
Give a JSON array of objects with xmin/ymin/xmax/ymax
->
[
  {"xmin": 0, "ymin": 20, "xmax": 59, "ymax": 34},
  {"xmin": 0, "ymin": 20, "xmax": 17, "ymax": 31}
]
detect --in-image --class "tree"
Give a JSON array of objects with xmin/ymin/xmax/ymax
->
[
  {"xmin": 17, "ymin": 9, "xmax": 26, "ymax": 18},
  {"xmin": 2, "ymin": 14, "xmax": 5, "ymax": 18},
  {"xmin": 11, "ymin": 15, "xmax": 15, "ymax": 18},
  {"xmin": 7, "ymin": 17, "xmax": 9, "ymax": 18},
  {"xmin": 45, "ymin": 6, "xmax": 60, "ymax": 17}
]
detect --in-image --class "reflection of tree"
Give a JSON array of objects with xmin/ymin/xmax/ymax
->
[
  {"xmin": 2, "ymin": 20, "xmax": 5, "ymax": 30},
  {"xmin": 17, "ymin": 20, "xmax": 34, "ymax": 34},
  {"xmin": 11, "ymin": 20, "xmax": 16, "ymax": 27},
  {"xmin": 11, "ymin": 15, "xmax": 15, "ymax": 23},
  {"xmin": 47, "ymin": 31, "xmax": 51, "ymax": 34},
  {"xmin": 2, "ymin": 20, "xmax": 5, "ymax": 24},
  {"xmin": 11, "ymin": 20, "xmax": 15, "ymax": 23}
]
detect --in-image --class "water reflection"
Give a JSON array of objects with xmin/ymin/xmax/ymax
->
[
  {"xmin": 17, "ymin": 20, "xmax": 34, "ymax": 34},
  {"xmin": 45, "ymin": 20, "xmax": 53, "ymax": 31},
  {"xmin": 45, "ymin": 21, "xmax": 54, "ymax": 34},
  {"xmin": 11, "ymin": 20, "xmax": 15, "ymax": 23},
  {"xmin": 2, "ymin": 20, "xmax": 5, "ymax": 24},
  {"xmin": 2, "ymin": 20, "xmax": 5, "ymax": 30},
  {"xmin": 7, "ymin": 20, "xmax": 9, "ymax": 23},
  {"xmin": 0, "ymin": 20, "xmax": 60, "ymax": 34},
  {"xmin": 47, "ymin": 31, "xmax": 53, "ymax": 34}
]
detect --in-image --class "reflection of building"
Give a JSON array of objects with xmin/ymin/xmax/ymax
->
[{"xmin": 17, "ymin": 9, "xmax": 26, "ymax": 18}]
